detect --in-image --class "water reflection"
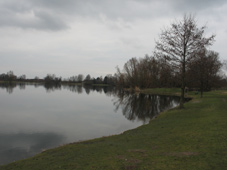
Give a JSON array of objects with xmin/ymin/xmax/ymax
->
[
  {"xmin": 18, "ymin": 83, "xmax": 26, "ymax": 90},
  {"xmin": 0, "ymin": 82, "xmax": 17, "ymax": 94},
  {"xmin": 0, "ymin": 133, "xmax": 64, "ymax": 165},
  {"xmin": 62, "ymin": 84, "xmax": 83, "ymax": 94},
  {"xmin": 0, "ymin": 82, "xmax": 42, "ymax": 94},
  {"xmin": 0, "ymin": 83, "xmax": 115, "ymax": 95},
  {"xmin": 0, "ymin": 83, "xmax": 181, "ymax": 165},
  {"xmin": 113, "ymin": 92, "xmax": 180, "ymax": 123},
  {"xmin": 44, "ymin": 83, "xmax": 61, "ymax": 92}
]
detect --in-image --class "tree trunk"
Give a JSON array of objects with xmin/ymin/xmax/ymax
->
[
  {"xmin": 180, "ymin": 62, "xmax": 185, "ymax": 109},
  {"xmin": 179, "ymin": 42, "xmax": 187, "ymax": 109},
  {"xmin": 180, "ymin": 86, "xmax": 185, "ymax": 109},
  {"xmin": 200, "ymin": 80, "xmax": 204, "ymax": 98}
]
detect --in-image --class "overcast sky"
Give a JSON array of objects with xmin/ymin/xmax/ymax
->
[{"xmin": 0, "ymin": 0, "xmax": 227, "ymax": 79}]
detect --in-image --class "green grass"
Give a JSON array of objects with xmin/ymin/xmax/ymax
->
[
  {"xmin": 1, "ymin": 90, "xmax": 227, "ymax": 170},
  {"xmin": 142, "ymin": 88, "xmax": 182, "ymax": 96}
]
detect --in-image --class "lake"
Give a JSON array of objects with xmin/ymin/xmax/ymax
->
[{"xmin": 0, "ymin": 83, "xmax": 180, "ymax": 165}]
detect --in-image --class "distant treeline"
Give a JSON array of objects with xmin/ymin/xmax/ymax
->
[
  {"xmin": 1, "ymin": 56, "xmax": 227, "ymax": 91},
  {"xmin": 1, "ymin": 54, "xmax": 226, "ymax": 91},
  {"xmin": 0, "ymin": 81, "xmax": 116, "ymax": 94},
  {"xmin": 0, "ymin": 71, "xmax": 116, "ymax": 86}
]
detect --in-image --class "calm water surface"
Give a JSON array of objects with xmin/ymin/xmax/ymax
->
[{"xmin": 0, "ymin": 83, "xmax": 180, "ymax": 165}]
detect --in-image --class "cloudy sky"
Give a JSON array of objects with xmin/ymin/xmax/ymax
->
[{"xmin": 0, "ymin": 0, "xmax": 227, "ymax": 79}]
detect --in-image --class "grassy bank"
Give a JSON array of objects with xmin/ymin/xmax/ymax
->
[
  {"xmin": 1, "ymin": 90, "xmax": 227, "ymax": 170},
  {"xmin": 142, "ymin": 88, "xmax": 182, "ymax": 96}
]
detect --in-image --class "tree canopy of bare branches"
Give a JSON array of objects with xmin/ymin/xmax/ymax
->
[
  {"xmin": 187, "ymin": 50, "xmax": 222, "ymax": 97},
  {"xmin": 155, "ymin": 14, "xmax": 215, "ymax": 108}
]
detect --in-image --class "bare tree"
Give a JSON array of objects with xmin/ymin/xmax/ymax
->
[
  {"xmin": 85, "ymin": 74, "xmax": 91, "ymax": 81},
  {"xmin": 18, "ymin": 74, "xmax": 26, "ymax": 81},
  {"xmin": 7, "ymin": 70, "xmax": 17, "ymax": 82},
  {"xmin": 155, "ymin": 14, "xmax": 215, "ymax": 108},
  {"xmin": 203, "ymin": 51, "xmax": 222, "ymax": 91},
  {"xmin": 77, "ymin": 74, "xmax": 84, "ymax": 83},
  {"xmin": 123, "ymin": 57, "xmax": 139, "ymax": 88},
  {"xmin": 69, "ymin": 76, "xmax": 78, "ymax": 82},
  {"xmin": 187, "ymin": 50, "xmax": 222, "ymax": 97},
  {"xmin": 115, "ymin": 66, "xmax": 126, "ymax": 87}
]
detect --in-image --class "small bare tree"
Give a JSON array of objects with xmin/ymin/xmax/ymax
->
[
  {"xmin": 188, "ymin": 50, "xmax": 222, "ymax": 97},
  {"xmin": 77, "ymin": 74, "xmax": 84, "ymax": 83},
  {"xmin": 155, "ymin": 14, "xmax": 215, "ymax": 108}
]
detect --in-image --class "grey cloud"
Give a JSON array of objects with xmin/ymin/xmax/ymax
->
[
  {"xmin": 0, "ymin": 0, "xmax": 69, "ymax": 31},
  {"xmin": 0, "ymin": 10, "xmax": 68, "ymax": 31},
  {"xmin": 120, "ymin": 37, "xmax": 143, "ymax": 49},
  {"xmin": 174, "ymin": 0, "xmax": 227, "ymax": 11},
  {"xmin": 33, "ymin": 10, "xmax": 69, "ymax": 31},
  {"xmin": 0, "ymin": 0, "xmax": 227, "ymax": 31}
]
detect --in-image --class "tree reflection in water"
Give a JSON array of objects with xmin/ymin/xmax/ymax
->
[
  {"xmin": 0, "ymin": 82, "xmax": 17, "ymax": 94},
  {"xmin": 0, "ymin": 82, "xmax": 180, "ymax": 124},
  {"xmin": 0, "ymin": 83, "xmax": 116, "ymax": 95},
  {"xmin": 113, "ymin": 91, "xmax": 180, "ymax": 123},
  {"xmin": 0, "ymin": 83, "xmax": 182, "ymax": 165}
]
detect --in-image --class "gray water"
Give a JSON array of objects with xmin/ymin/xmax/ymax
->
[{"xmin": 0, "ymin": 83, "xmax": 180, "ymax": 165}]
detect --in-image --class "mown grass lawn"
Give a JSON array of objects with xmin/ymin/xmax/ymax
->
[{"xmin": 1, "ymin": 89, "xmax": 226, "ymax": 170}]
